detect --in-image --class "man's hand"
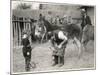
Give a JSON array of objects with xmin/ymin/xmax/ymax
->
[{"xmin": 58, "ymin": 44, "xmax": 62, "ymax": 49}]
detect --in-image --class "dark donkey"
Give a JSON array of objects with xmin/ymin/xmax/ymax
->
[{"xmin": 48, "ymin": 23, "xmax": 82, "ymax": 58}]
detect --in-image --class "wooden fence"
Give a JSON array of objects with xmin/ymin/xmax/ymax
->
[{"xmin": 12, "ymin": 16, "xmax": 34, "ymax": 46}]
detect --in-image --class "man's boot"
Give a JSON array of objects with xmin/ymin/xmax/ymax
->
[
  {"xmin": 52, "ymin": 56, "xmax": 58, "ymax": 66},
  {"xmin": 58, "ymin": 56, "xmax": 64, "ymax": 67}
]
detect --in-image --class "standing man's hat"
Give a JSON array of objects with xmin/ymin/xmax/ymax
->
[{"xmin": 81, "ymin": 8, "xmax": 86, "ymax": 13}]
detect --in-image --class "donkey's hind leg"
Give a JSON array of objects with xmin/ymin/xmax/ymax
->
[
  {"xmin": 74, "ymin": 37, "xmax": 82, "ymax": 59},
  {"xmin": 41, "ymin": 32, "xmax": 47, "ymax": 43},
  {"xmin": 41, "ymin": 33, "xmax": 45, "ymax": 43}
]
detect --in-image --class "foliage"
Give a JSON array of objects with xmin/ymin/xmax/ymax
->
[{"xmin": 17, "ymin": 3, "xmax": 32, "ymax": 10}]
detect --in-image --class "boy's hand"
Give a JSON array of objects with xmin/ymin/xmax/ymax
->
[{"xmin": 27, "ymin": 52, "xmax": 30, "ymax": 55}]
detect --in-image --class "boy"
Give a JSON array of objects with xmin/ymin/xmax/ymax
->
[{"xmin": 21, "ymin": 33, "xmax": 32, "ymax": 71}]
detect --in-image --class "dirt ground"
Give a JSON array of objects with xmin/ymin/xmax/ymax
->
[{"xmin": 12, "ymin": 40, "xmax": 95, "ymax": 73}]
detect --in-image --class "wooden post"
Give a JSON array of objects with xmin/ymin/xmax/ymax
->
[
  {"xmin": 15, "ymin": 21, "xmax": 17, "ymax": 45},
  {"xmin": 26, "ymin": 22, "xmax": 28, "ymax": 30},
  {"xmin": 18, "ymin": 18, "xmax": 21, "ymax": 45},
  {"xmin": 24, "ymin": 18, "xmax": 26, "ymax": 31},
  {"xmin": 16, "ymin": 18, "xmax": 18, "ymax": 46},
  {"xmin": 13, "ymin": 22, "xmax": 15, "ymax": 37},
  {"xmin": 13, "ymin": 22, "xmax": 16, "ymax": 46},
  {"xmin": 29, "ymin": 22, "xmax": 31, "ymax": 31}
]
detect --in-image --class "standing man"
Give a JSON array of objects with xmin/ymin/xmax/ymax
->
[
  {"xmin": 55, "ymin": 15, "xmax": 60, "ymax": 25},
  {"xmin": 21, "ymin": 32, "xmax": 32, "ymax": 71},
  {"xmin": 50, "ymin": 30, "xmax": 68, "ymax": 67},
  {"xmin": 62, "ymin": 15, "xmax": 68, "ymax": 25},
  {"xmin": 46, "ymin": 11, "xmax": 53, "ymax": 24},
  {"xmin": 39, "ymin": 13, "xmax": 43, "ymax": 21},
  {"xmin": 81, "ymin": 8, "xmax": 92, "ymax": 30}
]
